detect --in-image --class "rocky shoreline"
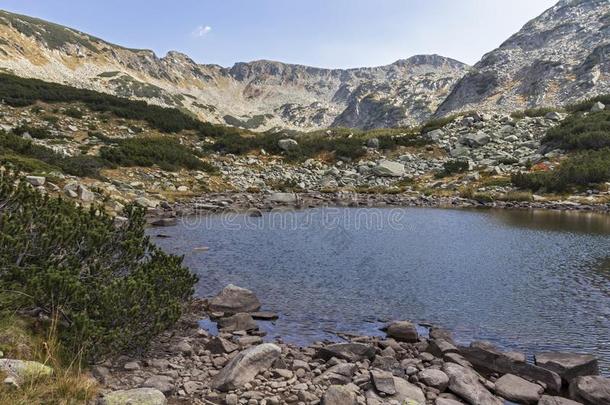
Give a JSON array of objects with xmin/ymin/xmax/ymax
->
[{"xmin": 89, "ymin": 285, "xmax": 609, "ymax": 405}]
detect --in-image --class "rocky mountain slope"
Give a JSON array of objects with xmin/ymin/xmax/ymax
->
[
  {"xmin": 0, "ymin": 0, "xmax": 608, "ymax": 131},
  {"xmin": 436, "ymin": 0, "xmax": 610, "ymax": 117},
  {"xmin": 0, "ymin": 10, "xmax": 466, "ymax": 131}
]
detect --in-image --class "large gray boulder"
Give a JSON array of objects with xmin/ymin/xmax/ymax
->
[
  {"xmin": 535, "ymin": 352, "xmax": 599, "ymax": 383},
  {"xmin": 313, "ymin": 363, "xmax": 357, "ymax": 385},
  {"xmin": 460, "ymin": 341, "xmax": 562, "ymax": 394},
  {"xmin": 460, "ymin": 131, "xmax": 490, "ymax": 147},
  {"xmin": 494, "ymin": 373, "xmax": 543, "ymax": 404},
  {"xmin": 269, "ymin": 192, "xmax": 298, "ymax": 204},
  {"xmin": 591, "ymin": 101, "xmax": 606, "ymax": 113},
  {"xmin": 370, "ymin": 369, "xmax": 396, "ymax": 395},
  {"xmin": 569, "ymin": 375, "xmax": 610, "ymax": 405},
  {"xmin": 322, "ymin": 385, "xmax": 357, "ymax": 405},
  {"xmin": 99, "ymin": 388, "xmax": 167, "ymax": 405},
  {"xmin": 385, "ymin": 320, "xmax": 418, "ymax": 343},
  {"xmin": 0, "ymin": 359, "xmax": 52, "ymax": 383},
  {"xmin": 316, "ymin": 342, "xmax": 375, "ymax": 362},
  {"xmin": 372, "ymin": 160, "xmax": 405, "ymax": 177},
  {"xmin": 25, "ymin": 176, "xmax": 46, "ymax": 187},
  {"xmin": 366, "ymin": 377, "xmax": 426, "ymax": 404},
  {"xmin": 278, "ymin": 138, "xmax": 298, "ymax": 151},
  {"xmin": 142, "ymin": 375, "xmax": 174, "ymax": 394},
  {"xmin": 442, "ymin": 362, "xmax": 502, "ymax": 405},
  {"xmin": 211, "ymin": 343, "xmax": 281, "ymax": 391},
  {"xmin": 418, "ymin": 368, "xmax": 449, "ymax": 391},
  {"xmin": 208, "ymin": 284, "xmax": 261, "ymax": 314}
]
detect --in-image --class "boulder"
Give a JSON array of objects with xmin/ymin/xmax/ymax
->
[
  {"xmin": 372, "ymin": 160, "xmax": 405, "ymax": 177},
  {"xmin": 99, "ymin": 388, "xmax": 167, "ymax": 405},
  {"xmin": 591, "ymin": 101, "xmax": 606, "ymax": 113},
  {"xmin": 78, "ymin": 185, "xmax": 95, "ymax": 202},
  {"xmin": 424, "ymin": 129, "xmax": 444, "ymax": 141},
  {"xmin": 443, "ymin": 362, "xmax": 502, "ymax": 405},
  {"xmin": 150, "ymin": 218, "xmax": 177, "ymax": 227},
  {"xmin": 460, "ymin": 341, "xmax": 562, "ymax": 394},
  {"xmin": 460, "ymin": 131, "xmax": 490, "ymax": 147},
  {"xmin": 0, "ymin": 359, "xmax": 52, "ymax": 383},
  {"xmin": 322, "ymin": 385, "xmax": 357, "ymax": 405},
  {"xmin": 278, "ymin": 138, "xmax": 298, "ymax": 151},
  {"xmin": 393, "ymin": 377, "xmax": 426, "ymax": 404},
  {"xmin": 428, "ymin": 338, "xmax": 458, "ymax": 357},
  {"xmin": 205, "ymin": 336, "xmax": 239, "ymax": 354},
  {"xmin": 385, "ymin": 321, "xmax": 418, "ymax": 343},
  {"xmin": 545, "ymin": 111, "xmax": 563, "ymax": 121},
  {"xmin": 494, "ymin": 373, "xmax": 543, "ymax": 404},
  {"xmin": 208, "ymin": 284, "xmax": 261, "ymax": 314},
  {"xmin": 314, "ymin": 363, "xmax": 357, "ymax": 385},
  {"xmin": 142, "ymin": 375, "xmax": 174, "ymax": 394},
  {"xmin": 435, "ymin": 398, "xmax": 464, "ymax": 405},
  {"xmin": 316, "ymin": 342, "xmax": 375, "ymax": 362},
  {"xmin": 211, "ymin": 343, "xmax": 281, "ymax": 391},
  {"xmin": 269, "ymin": 192, "xmax": 297, "ymax": 204},
  {"xmin": 217, "ymin": 313, "xmax": 257, "ymax": 332},
  {"xmin": 418, "ymin": 368, "xmax": 449, "ymax": 391},
  {"xmin": 25, "ymin": 176, "xmax": 46, "ymax": 187},
  {"xmin": 535, "ymin": 352, "xmax": 599, "ymax": 383},
  {"xmin": 538, "ymin": 395, "xmax": 583, "ymax": 405},
  {"xmin": 366, "ymin": 137, "xmax": 380, "ymax": 149},
  {"xmin": 569, "ymin": 375, "xmax": 610, "ymax": 405},
  {"xmin": 370, "ymin": 369, "xmax": 396, "ymax": 395}
]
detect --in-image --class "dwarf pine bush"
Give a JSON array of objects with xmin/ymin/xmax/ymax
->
[{"xmin": 0, "ymin": 174, "xmax": 197, "ymax": 360}]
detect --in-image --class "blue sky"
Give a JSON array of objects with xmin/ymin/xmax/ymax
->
[{"xmin": 1, "ymin": 0, "xmax": 557, "ymax": 68}]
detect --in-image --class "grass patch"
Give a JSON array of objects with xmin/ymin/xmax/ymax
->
[{"xmin": 510, "ymin": 107, "xmax": 558, "ymax": 119}]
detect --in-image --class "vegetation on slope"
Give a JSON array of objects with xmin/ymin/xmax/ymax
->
[{"xmin": 0, "ymin": 174, "xmax": 198, "ymax": 361}]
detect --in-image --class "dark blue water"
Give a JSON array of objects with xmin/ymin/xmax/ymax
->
[{"xmin": 150, "ymin": 207, "xmax": 610, "ymax": 372}]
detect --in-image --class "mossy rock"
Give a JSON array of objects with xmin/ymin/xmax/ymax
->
[
  {"xmin": 99, "ymin": 388, "xmax": 167, "ymax": 405},
  {"xmin": 0, "ymin": 359, "xmax": 53, "ymax": 382}
]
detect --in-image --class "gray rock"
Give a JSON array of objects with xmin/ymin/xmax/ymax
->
[
  {"xmin": 134, "ymin": 196, "xmax": 157, "ymax": 208},
  {"xmin": 25, "ymin": 176, "xmax": 46, "ymax": 186},
  {"xmin": 211, "ymin": 343, "xmax": 281, "ymax": 391},
  {"xmin": 591, "ymin": 101, "xmax": 606, "ymax": 113},
  {"xmin": 385, "ymin": 320, "xmax": 418, "ymax": 343},
  {"xmin": 314, "ymin": 363, "xmax": 357, "ymax": 385},
  {"xmin": 316, "ymin": 342, "xmax": 375, "ymax": 362},
  {"xmin": 494, "ymin": 373, "xmax": 543, "ymax": 404},
  {"xmin": 205, "ymin": 336, "xmax": 239, "ymax": 354},
  {"xmin": 460, "ymin": 341, "xmax": 562, "ymax": 394},
  {"xmin": 393, "ymin": 377, "xmax": 426, "ymax": 404},
  {"xmin": 371, "ymin": 369, "xmax": 396, "ymax": 395},
  {"xmin": 535, "ymin": 352, "xmax": 599, "ymax": 383},
  {"xmin": 372, "ymin": 160, "xmax": 405, "ymax": 177},
  {"xmin": 78, "ymin": 185, "xmax": 95, "ymax": 202},
  {"xmin": 0, "ymin": 359, "xmax": 53, "ymax": 383},
  {"xmin": 443, "ymin": 362, "xmax": 502, "ymax": 405},
  {"xmin": 538, "ymin": 395, "xmax": 583, "ymax": 405},
  {"xmin": 208, "ymin": 284, "xmax": 261, "ymax": 314},
  {"xmin": 569, "ymin": 375, "xmax": 610, "ymax": 405},
  {"xmin": 460, "ymin": 131, "xmax": 490, "ymax": 147},
  {"xmin": 269, "ymin": 192, "xmax": 297, "ymax": 203},
  {"xmin": 99, "ymin": 388, "xmax": 167, "ymax": 405},
  {"xmin": 545, "ymin": 111, "xmax": 563, "ymax": 121},
  {"xmin": 322, "ymin": 385, "xmax": 357, "ymax": 405},
  {"xmin": 217, "ymin": 313, "xmax": 257, "ymax": 332},
  {"xmin": 425, "ymin": 129, "xmax": 444, "ymax": 141},
  {"xmin": 367, "ymin": 137, "xmax": 380, "ymax": 148},
  {"xmin": 278, "ymin": 138, "xmax": 299, "ymax": 151},
  {"xmin": 142, "ymin": 375, "xmax": 174, "ymax": 394},
  {"xmin": 418, "ymin": 368, "xmax": 449, "ymax": 391}
]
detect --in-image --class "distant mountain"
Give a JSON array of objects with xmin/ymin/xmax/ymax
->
[
  {"xmin": 0, "ymin": 0, "xmax": 607, "ymax": 131},
  {"xmin": 436, "ymin": 0, "xmax": 610, "ymax": 117},
  {"xmin": 0, "ymin": 10, "xmax": 466, "ymax": 131}
]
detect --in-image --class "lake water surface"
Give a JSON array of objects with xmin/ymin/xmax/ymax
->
[{"xmin": 151, "ymin": 207, "xmax": 610, "ymax": 372}]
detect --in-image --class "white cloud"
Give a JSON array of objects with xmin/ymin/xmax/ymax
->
[{"xmin": 193, "ymin": 25, "xmax": 212, "ymax": 37}]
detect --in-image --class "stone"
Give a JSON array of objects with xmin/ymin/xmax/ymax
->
[
  {"xmin": 278, "ymin": 138, "xmax": 298, "ymax": 151},
  {"xmin": 371, "ymin": 369, "xmax": 396, "ymax": 395},
  {"xmin": 3, "ymin": 376, "xmax": 18, "ymax": 389},
  {"xmin": 494, "ymin": 373, "xmax": 543, "ymax": 404},
  {"xmin": 78, "ymin": 185, "xmax": 95, "ymax": 202},
  {"xmin": 142, "ymin": 375, "xmax": 174, "ymax": 394},
  {"xmin": 435, "ymin": 398, "xmax": 464, "ymax": 405},
  {"xmin": 314, "ymin": 363, "xmax": 357, "ymax": 385},
  {"xmin": 225, "ymin": 393, "xmax": 239, "ymax": 405},
  {"xmin": 322, "ymin": 385, "xmax": 357, "ymax": 405},
  {"xmin": 443, "ymin": 362, "xmax": 502, "ymax": 405},
  {"xmin": 393, "ymin": 377, "xmax": 427, "ymax": 404},
  {"xmin": 0, "ymin": 359, "xmax": 53, "ymax": 383},
  {"xmin": 316, "ymin": 342, "xmax": 375, "ymax": 362},
  {"xmin": 545, "ymin": 111, "xmax": 563, "ymax": 121},
  {"xmin": 251, "ymin": 311, "xmax": 279, "ymax": 320},
  {"xmin": 425, "ymin": 129, "xmax": 444, "ymax": 141},
  {"xmin": 367, "ymin": 137, "xmax": 380, "ymax": 148},
  {"xmin": 591, "ymin": 101, "xmax": 606, "ymax": 113},
  {"xmin": 538, "ymin": 395, "xmax": 583, "ymax": 405},
  {"xmin": 151, "ymin": 218, "xmax": 178, "ymax": 227},
  {"xmin": 385, "ymin": 320, "xmax": 418, "ymax": 343},
  {"xmin": 208, "ymin": 284, "xmax": 261, "ymax": 314},
  {"xmin": 135, "ymin": 197, "xmax": 158, "ymax": 208},
  {"xmin": 206, "ymin": 337, "xmax": 239, "ymax": 354},
  {"xmin": 99, "ymin": 388, "xmax": 167, "ymax": 405},
  {"xmin": 25, "ymin": 176, "xmax": 46, "ymax": 186},
  {"xmin": 429, "ymin": 338, "xmax": 459, "ymax": 356},
  {"xmin": 211, "ymin": 343, "xmax": 281, "ymax": 391},
  {"xmin": 569, "ymin": 375, "xmax": 610, "ymax": 405},
  {"xmin": 535, "ymin": 352, "xmax": 599, "ymax": 383},
  {"xmin": 372, "ymin": 160, "xmax": 405, "ymax": 177},
  {"xmin": 269, "ymin": 192, "xmax": 297, "ymax": 203},
  {"xmin": 217, "ymin": 313, "xmax": 257, "ymax": 332},
  {"xmin": 418, "ymin": 369, "xmax": 449, "ymax": 391},
  {"xmin": 460, "ymin": 131, "xmax": 490, "ymax": 147},
  {"xmin": 123, "ymin": 361, "xmax": 140, "ymax": 370},
  {"xmin": 460, "ymin": 341, "xmax": 562, "ymax": 394}
]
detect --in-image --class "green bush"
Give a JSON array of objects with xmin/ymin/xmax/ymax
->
[
  {"xmin": 566, "ymin": 95, "xmax": 610, "ymax": 113},
  {"xmin": 512, "ymin": 149, "xmax": 610, "ymax": 192},
  {"xmin": 12, "ymin": 124, "xmax": 52, "ymax": 139},
  {"xmin": 0, "ymin": 174, "xmax": 197, "ymax": 360},
  {"xmin": 101, "ymin": 136, "xmax": 212, "ymax": 172},
  {"xmin": 542, "ymin": 110, "xmax": 610, "ymax": 151},
  {"xmin": 510, "ymin": 107, "xmax": 557, "ymax": 119},
  {"xmin": 436, "ymin": 159, "xmax": 469, "ymax": 177},
  {"xmin": 63, "ymin": 107, "xmax": 84, "ymax": 119}
]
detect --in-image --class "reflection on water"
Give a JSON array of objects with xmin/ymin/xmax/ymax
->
[{"xmin": 151, "ymin": 207, "xmax": 610, "ymax": 373}]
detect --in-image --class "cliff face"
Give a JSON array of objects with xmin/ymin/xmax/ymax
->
[
  {"xmin": 0, "ymin": 0, "xmax": 608, "ymax": 131},
  {"xmin": 435, "ymin": 0, "xmax": 610, "ymax": 117}
]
